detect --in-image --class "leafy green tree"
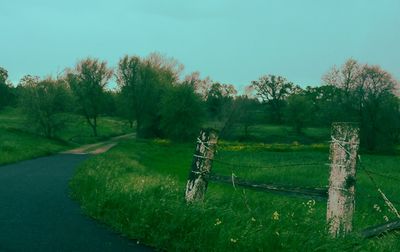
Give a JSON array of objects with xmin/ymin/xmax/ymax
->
[
  {"xmin": 102, "ymin": 90, "xmax": 117, "ymax": 116},
  {"xmin": 324, "ymin": 59, "xmax": 399, "ymax": 151},
  {"xmin": 303, "ymin": 85, "xmax": 343, "ymax": 126},
  {"xmin": 66, "ymin": 58, "xmax": 113, "ymax": 137},
  {"xmin": 160, "ymin": 84, "xmax": 204, "ymax": 141},
  {"xmin": 251, "ymin": 75, "xmax": 296, "ymax": 124},
  {"xmin": 206, "ymin": 82, "xmax": 237, "ymax": 122},
  {"xmin": 116, "ymin": 53, "xmax": 182, "ymax": 138},
  {"xmin": 19, "ymin": 77, "xmax": 71, "ymax": 138},
  {"xmin": 0, "ymin": 67, "xmax": 15, "ymax": 109},
  {"xmin": 284, "ymin": 93, "xmax": 313, "ymax": 134},
  {"xmin": 232, "ymin": 96, "xmax": 259, "ymax": 138},
  {"xmin": 116, "ymin": 55, "xmax": 142, "ymax": 129}
]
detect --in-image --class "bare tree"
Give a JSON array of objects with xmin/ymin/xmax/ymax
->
[{"xmin": 183, "ymin": 71, "xmax": 212, "ymax": 99}]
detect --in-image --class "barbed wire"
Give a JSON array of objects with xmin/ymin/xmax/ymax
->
[
  {"xmin": 360, "ymin": 168, "xmax": 400, "ymax": 183},
  {"xmin": 357, "ymin": 193, "xmax": 400, "ymax": 206},
  {"xmin": 213, "ymin": 158, "xmax": 324, "ymax": 170},
  {"xmin": 358, "ymin": 155, "xmax": 400, "ymax": 218}
]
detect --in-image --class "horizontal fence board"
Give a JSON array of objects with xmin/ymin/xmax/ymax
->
[
  {"xmin": 208, "ymin": 174, "xmax": 328, "ymax": 200},
  {"xmin": 361, "ymin": 220, "xmax": 400, "ymax": 238}
]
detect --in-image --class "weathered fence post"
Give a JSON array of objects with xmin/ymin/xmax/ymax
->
[
  {"xmin": 185, "ymin": 128, "xmax": 218, "ymax": 203},
  {"xmin": 327, "ymin": 122, "xmax": 360, "ymax": 237}
]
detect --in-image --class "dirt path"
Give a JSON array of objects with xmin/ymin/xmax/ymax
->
[{"xmin": 62, "ymin": 133, "xmax": 136, "ymax": 155}]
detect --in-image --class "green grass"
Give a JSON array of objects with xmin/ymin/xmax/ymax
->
[
  {"xmin": 70, "ymin": 138, "xmax": 400, "ymax": 251},
  {"xmin": 0, "ymin": 107, "xmax": 132, "ymax": 165},
  {"xmin": 206, "ymin": 121, "xmax": 331, "ymax": 144},
  {"xmin": 0, "ymin": 127, "xmax": 66, "ymax": 164}
]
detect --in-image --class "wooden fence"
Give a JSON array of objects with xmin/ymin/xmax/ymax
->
[{"xmin": 184, "ymin": 123, "xmax": 400, "ymax": 239}]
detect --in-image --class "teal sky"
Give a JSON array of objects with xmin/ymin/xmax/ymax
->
[{"xmin": 1, "ymin": 0, "xmax": 399, "ymax": 90}]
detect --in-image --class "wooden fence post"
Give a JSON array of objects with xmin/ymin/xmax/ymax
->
[
  {"xmin": 327, "ymin": 122, "xmax": 360, "ymax": 237},
  {"xmin": 185, "ymin": 129, "xmax": 218, "ymax": 203}
]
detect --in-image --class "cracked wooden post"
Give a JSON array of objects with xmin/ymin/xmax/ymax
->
[
  {"xmin": 185, "ymin": 129, "xmax": 218, "ymax": 203},
  {"xmin": 327, "ymin": 122, "xmax": 360, "ymax": 237}
]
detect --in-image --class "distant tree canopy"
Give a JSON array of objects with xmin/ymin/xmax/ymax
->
[
  {"xmin": 251, "ymin": 75, "xmax": 296, "ymax": 124},
  {"xmin": 3, "ymin": 54, "xmax": 399, "ymax": 151},
  {"xmin": 66, "ymin": 58, "xmax": 113, "ymax": 137}
]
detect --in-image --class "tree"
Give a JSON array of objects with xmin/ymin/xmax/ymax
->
[
  {"xmin": 19, "ymin": 77, "xmax": 71, "ymax": 138},
  {"xmin": 357, "ymin": 65, "xmax": 399, "ymax": 151},
  {"xmin": 323, "ymin": 59, "xmax": 400, "ymax": 151},
  {"xmin": 232, "ymin": 95, "xmax": 259, "ymax": 138},
  {"xmin": 251, "ymin": 75, "xmax": 295, "ymax": 123},
  {"xmin": 303, "ymin": 85, "xmax": 343, "ymax": 127},
  {"xmin": 206, "ymin": 82, "xmax": 237, "ymax": 122},
  {"xmin": 116, "ymin": 53, "xmax": 183, "ymax": 138},
  {"xmin": 66, "ymin": 58, "xmax": 113, "ymax": 137},
  {"xmin": 183, "ymin": 71, "xmax": 212, "ymax": 99},
  {"xmin": 0, "ymin": 67, "xmax": 15, "ymax": 109},
  {"xmin": 284, "ymin": 93, "xmax": 313, "ymax": 134},
  {"xmin": 116, "ymin": 55, "xmax": 142, "ymax": 129},
  {"xmin": 160, "ymin": 84, "xmax": 204, "ymax": 141}
]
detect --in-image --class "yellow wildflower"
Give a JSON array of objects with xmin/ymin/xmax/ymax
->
[
  {"xmin": 272, "ymin": 211, "xmax": 280, "ymax": 220},
  {"xmin": 214, "ymin": 218, "xmax": 222, "ymax": 226}
]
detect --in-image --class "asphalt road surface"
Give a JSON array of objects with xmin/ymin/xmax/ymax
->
[{"xmin": 0, "ymin": 154, "xmax": 152, "ymax": 252}]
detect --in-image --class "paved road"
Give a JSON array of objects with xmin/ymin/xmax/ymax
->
[{"xmin": 0, "ymin": 154, "xmax": 152, "ymax": 252}]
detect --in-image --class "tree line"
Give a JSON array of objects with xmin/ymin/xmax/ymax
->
[{"xmin": 0, "ymin": 54, "xmax": 399, "ymax": 152}]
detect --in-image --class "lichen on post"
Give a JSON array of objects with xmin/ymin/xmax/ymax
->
[
  {"xmin": 185, "ymin": 128, "xmax": 218, "ymax": 203},
  {"xmin": 327, "ymin": 122, "xmax": 360, "ymax": 237}
]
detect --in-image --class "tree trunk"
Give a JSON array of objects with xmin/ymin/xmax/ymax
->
[{"xmin": 92, "ymin": 116, "xmax": 98, "ymax": 137}]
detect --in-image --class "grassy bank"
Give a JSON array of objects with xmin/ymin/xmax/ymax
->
[
  {"xmin": 70, "ymin": 139, "xmax": 400, "ymax": 251},
  {"xmin": 0, "ymin": 107, "xmax": 131, "ymax": 165}
]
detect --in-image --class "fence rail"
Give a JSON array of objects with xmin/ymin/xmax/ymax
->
[
  {"xmin": 208, "ymin": 173, "xmax": 328, "ymax": 200},
  {"xmin": 361, "ymin": 219, "xmax": 400, "ymax": 238}
]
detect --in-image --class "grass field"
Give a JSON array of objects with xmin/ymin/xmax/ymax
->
[
  {"xmin": 206, "ymin": 121, "xmax": 330, "ymax": 144},
  {"xmin": 70, "ymin": 138, "xmax": 400, "ymax": 251},
  {"xmin": 0, "ymin": 107, "xmax": 131, "ymax": 165}
]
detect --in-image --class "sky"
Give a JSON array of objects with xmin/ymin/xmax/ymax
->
[{"xmin": 1, "ymin": 0, "xmax": 399, "ymax": 91}]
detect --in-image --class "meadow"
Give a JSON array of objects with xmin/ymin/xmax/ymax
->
[
  {"xmin": 0, "ymin": 107, "xmax": 131, "ymax": 165},
  {"xmin": 1, "ymin": 105, "xmax": 399, "ymax": 251},
  {"xmin": 70, "ymin": 130, "xmax": 400, "ymax": 251}
]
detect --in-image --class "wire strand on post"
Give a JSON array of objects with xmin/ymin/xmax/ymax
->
[{"xmin": 358, "ymin": 155, "xmax": 400, "ymax": 219}]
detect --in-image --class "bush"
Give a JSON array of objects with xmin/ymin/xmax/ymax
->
[
  {"xmin": 19, "ymin": 78, "xmax": 71, "ymax": 138},
  {"xmin": 160, "ymin": 84, "xmax": 205, "ymax": 141}
]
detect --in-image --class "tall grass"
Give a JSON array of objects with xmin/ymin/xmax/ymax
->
[{"xmin": 70, "ymin": 139, "xmax": 400, "ymax": 251}]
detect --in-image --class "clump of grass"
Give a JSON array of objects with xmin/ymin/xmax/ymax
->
[{"xmin": 70, "ymin": 139, "xmax": 400, "ymax": 251}]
